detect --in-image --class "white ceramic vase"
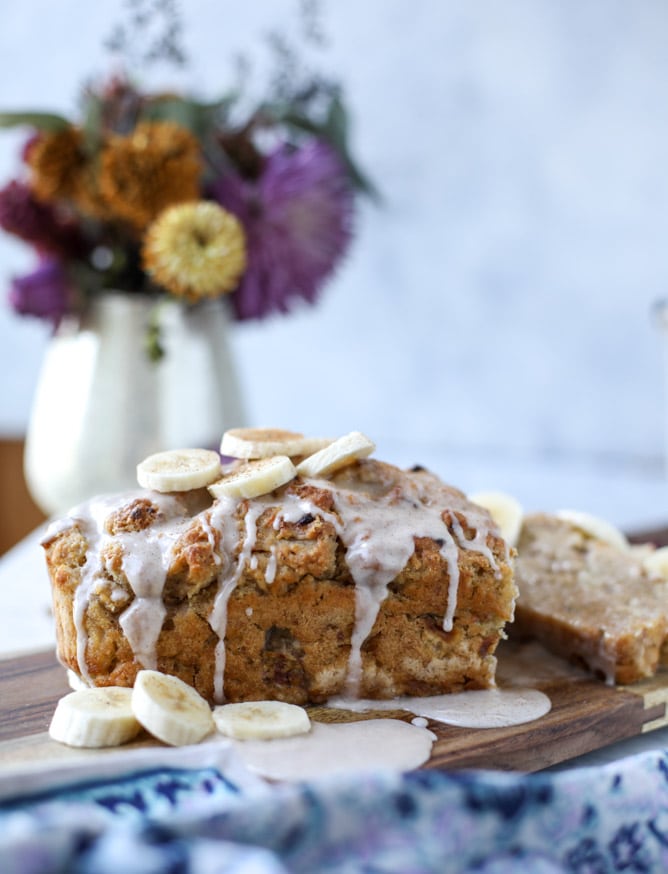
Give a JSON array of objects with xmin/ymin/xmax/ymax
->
[{"xmin": 24, "ymin": 293, "xmax": 246, "ymax": 516}]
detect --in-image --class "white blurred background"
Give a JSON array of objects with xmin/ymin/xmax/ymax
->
[{"xmin": 1, "ymin": 0, "xmax": 668, "ymax": 531}]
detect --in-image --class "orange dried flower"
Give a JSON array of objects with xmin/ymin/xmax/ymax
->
[
  {"xmin": 26, "ymin": 127, "xmax": 112, "ymax": 220},
  {"xmin": 142, "ymin": 201, "xmax": 247, "ymax": 301},
  {"xmin": 99, "ymin": 121, "xmax": 201, "ymax": 229},
  {"xmin": 72, "ymin": 162, "xmax": 115, "ymax": 220},
  {"xmin": 27, "ymin": 127, "xmax": 86, "ymax": 203}
]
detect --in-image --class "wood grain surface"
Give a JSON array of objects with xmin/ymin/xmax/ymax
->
[
  {"xmin": 0, "ymin": 649, "xmax": 69, "ymax": 743},
  {"xmin": 1, "ymin": 644, "xmax": 666, "ymax": 775}
]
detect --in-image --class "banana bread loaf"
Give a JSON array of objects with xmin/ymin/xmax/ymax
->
[
  {"xmin": 43, "ymin": 457, "xmax": 516, "ymax": 705},
  {"xmin": 513, "ymin": 512, "xmax": 668, "ymax": 684}
]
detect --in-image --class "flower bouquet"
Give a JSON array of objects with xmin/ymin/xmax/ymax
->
[
  {"xmin": 1, "ymin": 1, "xmax": 373, "ymax": 515},
  {"xmin": 0, "ymin": 1, "xmax": 371, "ymax": 358}
]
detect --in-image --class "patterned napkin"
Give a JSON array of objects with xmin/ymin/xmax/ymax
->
[{"xmin": 2, "ymin": 748, "xmax": 668, "ymax": 873}]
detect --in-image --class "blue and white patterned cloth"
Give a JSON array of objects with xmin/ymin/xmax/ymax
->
[{"xmin": 2, "ymin": 749, "xmax": 668, "ymax": 873}]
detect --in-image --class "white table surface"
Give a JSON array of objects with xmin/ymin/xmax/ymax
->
[
  {"xmin": 1, "ymin": 522, "xmax": 55, "ymax": 658},
  {"xmin": 3, "ymin": 454, "xmax": 668, "ymax": 771}
]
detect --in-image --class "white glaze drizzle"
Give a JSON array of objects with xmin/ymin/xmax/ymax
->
[
  {"xmin": 265, "ymin": 545, "xmax": 278, "ymax": 584},
  {"xmin": 210, "ymin": 575, "xmax": 239, "ymax": 703},
  {"xmin": 66, "ymin": 492, "xmax": 192, "ymax": 680},
  {"xmin": 325, "ymin": 474, "xmax": 478, "ymax": 692},
  {"xmin": 118, "ymin": 527, "xmax": 175, "ymax": 670},
  {"xmin": 41, "ymin": 515, "xmax": 77, "ymax": 543},
  {"xmin": 208, "ymin": 493, "xmax": 337, "ymax": 702},
  {"xmin": 449, "ymin": 513, "xmax": 501, "ymax": 578},
  {"xmin": 199, "ymin": 513, "xmax": 223, "ymax": 567},
  {"xmin": 117, "ymin": 498, "xmax": 193, "ymax": 670},
  {"xmin": 208, "ymin": 498, "xmax": 265, "ymax": 702},
  {"xmin": 70, "ymin": 495, "xmax": 122, "ymax": 683}
]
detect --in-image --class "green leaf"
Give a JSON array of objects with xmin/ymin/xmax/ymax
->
[
  {"xmin": 324, "ymin": 95, "xmax": 348, "ymax": 149},
  {"xmin": 0, "ymin": 111, "xmax": 70, "ymax": 132},
  {"xmin": 257, "ymin": 95, "xmax": 380, "ymax": 201},
  {"xmin": 81, "ymin": 94, "xmax": 104, "ymax": 156},
  {"xmin": 323, "ymin": 97, "xmax": 380, "ymax": 200},
  {"xmin": 141, "ymin": 93, "xmax": 238, "ymax": 140}
]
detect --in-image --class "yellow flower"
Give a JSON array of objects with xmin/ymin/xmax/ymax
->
[
  {"xmin": 99, "ymin": 121, "xmax": 201, "ymax": 229},
  {"xmin": 142, "ymin": 201, "xmax": 247, "ymax": 301}
]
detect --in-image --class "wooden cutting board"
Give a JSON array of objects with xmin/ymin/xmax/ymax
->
[{"xmin": 1, "ymin": 643, "xmax": 667, "ymax": 777}]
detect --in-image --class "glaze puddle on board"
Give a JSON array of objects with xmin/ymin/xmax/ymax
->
[
  {"xmin": 230, "ymin": 719, "xmax": 437, "ymax": 781},
  {"xmin": 328, "ymin": 687, "xmax": 552, "ymax": 729}
]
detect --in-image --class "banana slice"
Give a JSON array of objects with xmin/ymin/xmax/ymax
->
[
  {"xmin": 296, "ymin": 431, "xmax": 375, "ymax": 478},
  {"xmin": 208, "ymin": 456, "xmax": 296, "ymax": 500},
  {"xmin": 221, "ymin": 427, "xmax": 332, "ymax": 460},
  {"xmin": 137, "ymin": 448, "xmax": 222, "ymax": 492},
  {"xmin": 213, "ymin": 700, "xmax": 311, "ymax": 740},
  {"xmin": 468, "ymin": 490, "xmax": 524, "ymax": 547},
  {"xmin": 49, "ymin": 687, "xmax": 142, "ymax": 748},
  {"xmin": 556, "ymin": 509, "xmax": 629, "ymax": 551},
  {"xmin": 131, "ymin": 670, "xmax": 214, "ymax": 747},
  {"xmin": 642, "ymin": 546, "xmax": 668, "ymax": 580}
]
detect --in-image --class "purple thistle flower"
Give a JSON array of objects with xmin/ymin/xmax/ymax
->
[
  {"xmin": 8, "ymin": 256, "xmax": 72, "ymax": 328},
  {"xmin": 213, "ymin": 139, "xmax": 355, "ymax": 321},
  {"xmin": 0, "ymin": 180, "xmax": 87, "ymax": 259}
]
